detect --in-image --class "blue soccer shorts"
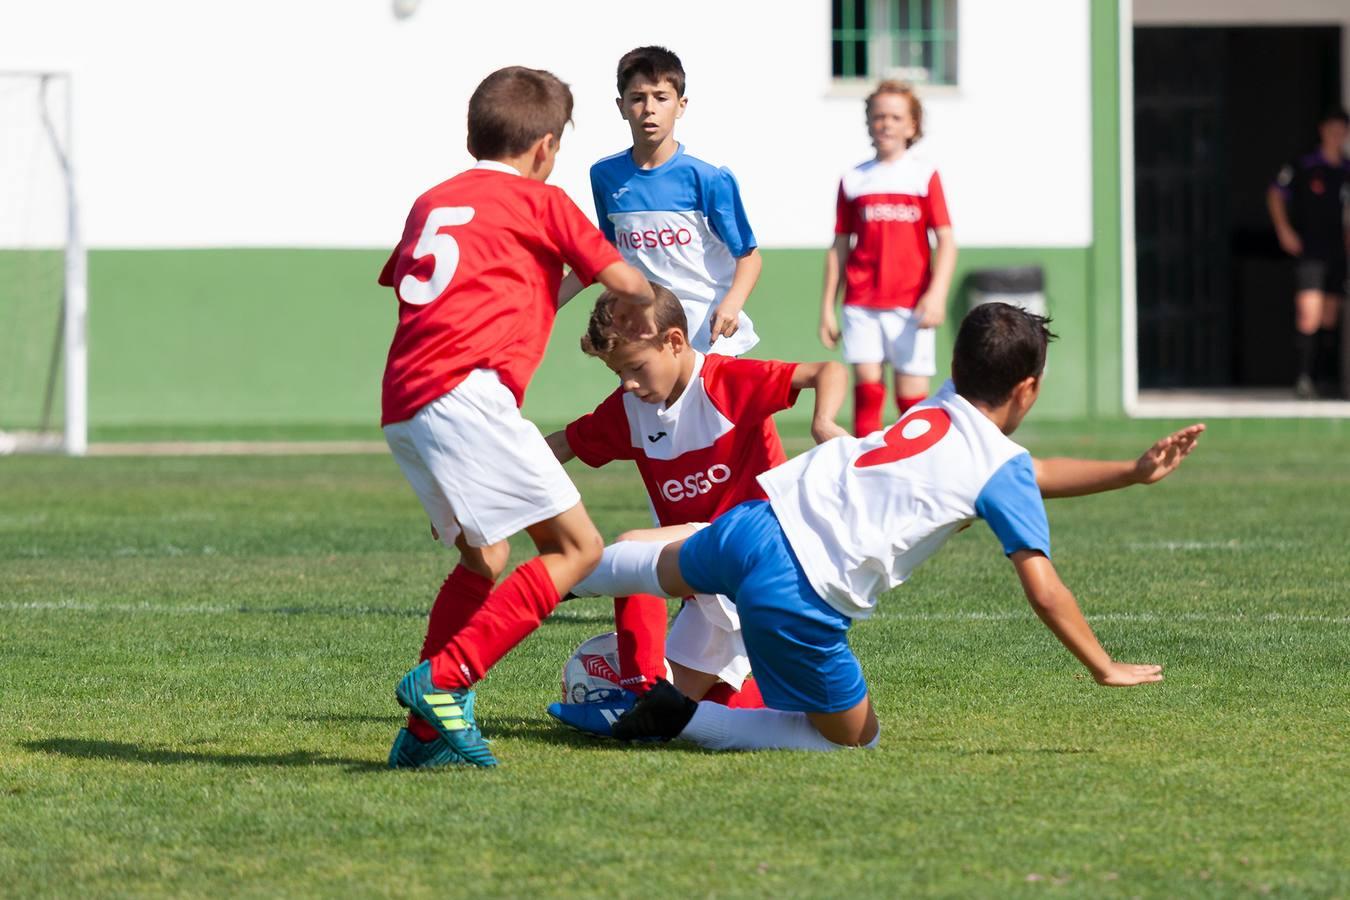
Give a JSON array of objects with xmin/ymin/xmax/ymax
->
[{"xmin": 678, "ymin": 500, "xmax": 866, "ymax": 713}]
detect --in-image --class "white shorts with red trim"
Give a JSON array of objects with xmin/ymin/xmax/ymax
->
[
  {"xmin": 841, "ymin": 304, "xmax": 937, "ymax": 376},
  {"xmin": 383, "ymin": 369, "xmax": 580, "ymax": 549},
  {"xmin": 664, "ymin": 593, "xmax": 751, "ymax": 689}
]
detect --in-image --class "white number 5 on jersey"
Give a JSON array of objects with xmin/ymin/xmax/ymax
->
[{"xmin": 397, "ymin": 206, "xmax": 475, "ymax": 305}]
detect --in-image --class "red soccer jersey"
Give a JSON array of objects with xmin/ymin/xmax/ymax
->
[
  {"xmin": 378, "ymin": 162, "xmax": 622, "ymax": 425},
  {"xmin": 564, "ymin": 353, "xmax": 799, "ymax": 526},
  {"xmin": 834, "ymin": 156, "xmax": 951, "ymax": 310}
]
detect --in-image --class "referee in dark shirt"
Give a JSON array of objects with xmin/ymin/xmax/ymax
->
[{"xmin": 1267, "ymin": 107, "xmax": 1350, "ymax": 399}]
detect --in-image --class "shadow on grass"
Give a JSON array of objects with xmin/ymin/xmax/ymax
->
[{"xmin": 22, "ymin": 738, "xmax": 386, "ymax": 772}]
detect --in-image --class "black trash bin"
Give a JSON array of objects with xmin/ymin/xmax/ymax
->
[{"xmin": 966, "ymin": 266, "xmax": 1047, "ymax": 317}]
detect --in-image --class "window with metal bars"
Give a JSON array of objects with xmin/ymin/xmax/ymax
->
[{"xmin": 831, "ymin": 0, "xmax": 958, "ymax": 86}]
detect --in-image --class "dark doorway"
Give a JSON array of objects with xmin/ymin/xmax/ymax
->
[{"xmin": 1134, "ymin": 26, "xmax": 1343, "ymax": 389}]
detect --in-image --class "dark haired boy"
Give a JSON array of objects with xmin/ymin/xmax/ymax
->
[
  {"xmin": 541, "ymin": 284, "xmax": 847, "ymax": 735},
  {"xmin": 569, "ymin": 303, "xmax": 1205, "ymax": 752},
  {"xmin": 1267, "ymin": 107, "xmax": 1350, "ymax": 399},
  {"xmin": 562, "ymin": 45, "xmax": 762, "ymax": 356},
  {"xmin": 556, "ymin": 45, "xmax": 767, "ymax": 706},
  {"xmin": 377, "ymin": 66, "xmax": 655, "ymax": 769}
]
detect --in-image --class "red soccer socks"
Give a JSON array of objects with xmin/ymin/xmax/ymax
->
[
  {"xmin": 854, "ymin": 381, "xmax": 886, "ymax": 437},
  {"xmin": 407, "ymin": 564, "xmax": 495, "ymax": 741},
  {"xmin": 702, "ymin": 679, "xmax": 766, "ymax": 709},
  {"xmin": 614, "ymin": 594, "xmax": 669, "ymax": 695},
  {"xmin": 429, "ymin": 557, "xmax": 560, "ymax": 690},
  {"xmin": 897, "ymin": 393, "xmax": 927, "ymax": 417}
]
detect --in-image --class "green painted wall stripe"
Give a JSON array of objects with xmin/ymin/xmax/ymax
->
[
  {"xmin": 1089, "ymin": 0, "xmax": 1125, "ymax": 417},
  {"xmin": 16, "ymin": 246, "xmax": 1098, "ymax": 437}
]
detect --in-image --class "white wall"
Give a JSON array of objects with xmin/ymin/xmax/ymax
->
[{"xmin": 0, "ymin": 0, "xmax": 1092, "ymax": 249}]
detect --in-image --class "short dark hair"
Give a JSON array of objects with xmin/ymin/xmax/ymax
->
[
  {"xmin": 467, "ymin": 66, "xmax": 573, "ymax": 161},
  {"xmin": 581, "ymin": 283, "xmax": 687, "ymax": 357},
  {"xmin": 616, "ymin": 46, "xmax": 686, "ymax": 97},
  {"xmin": 1319, "ymin": 106, "xmax": 1350, "ymax": 126},
  {"xmin": 951, "ymin": 303, "xmax": 1057, "ymax": 406}
]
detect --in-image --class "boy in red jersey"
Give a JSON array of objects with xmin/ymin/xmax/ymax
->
[
  {"xmin": 820, "ymin": 81, "xmax": 958, "ymax": 437},
  {"xmin": 380, "ymin": 66, "xmax": 655, "ymax": 769},
  {"xmin": 543, "ymin": 286, "xmax": 848, "ymax": 735}
]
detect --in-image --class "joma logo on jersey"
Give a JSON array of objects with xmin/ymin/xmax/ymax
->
[
  {"xmin": 660, "ymin": 464, "xmax": 732, "ymax": 503},
  {"xmin": 860, "ymin": 202, "xmax": 922, "ymax": 223},
  {"xmin": 616, "ymin": 227, "xmax": 694, "ymax": 250}
]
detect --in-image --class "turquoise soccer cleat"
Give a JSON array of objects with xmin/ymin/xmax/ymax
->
[
  {"xmin": 394, "ymin": 660, "xmax": 498, "ymax": 768},
  {"xmin": 387, "ymin": 727, "xmax": 465, "ymax": 770}
]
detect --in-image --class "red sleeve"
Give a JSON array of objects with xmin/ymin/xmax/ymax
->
[
  {"xmin": 377, "ymin": 247, "xmax": 398, "ymax": 287},
  {"xmin": 545, "ymin": 188, "xmax": 623, "ymax": 287},
  {"xmin": 703, "ymin": 356, "xmax": 801, "ymax": 423},
  {"xmin": 927, "ymin": 171, "xmax": 951, "ymax": 229},
  {"xmin": 833, "ymin": 181, "xmax": 854, "ymax": 236},
  {"xmin": 563, "ymin": 389, "xmax": 634, "ymax": 468}
]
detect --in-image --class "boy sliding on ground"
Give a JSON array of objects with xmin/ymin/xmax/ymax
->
[
  {"xmin": 378, "ymin": 66, "xmax": 655, "ymax": 769},
  {"xmin": 821, "ymin": 81, "xmax": 957, "ymax": 436},
  {"xmin": 573, "ymin": 303, "xmax": 1203, "ymax": 751},
  {"xmin": 543, "ymin": 286, "xmax": 848, "ymax": 735}
]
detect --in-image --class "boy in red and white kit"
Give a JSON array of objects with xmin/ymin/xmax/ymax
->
[
  {"xmin": 379, "ymin": 67, "xmax": 655, "ymax": 769},
  {"xmin": 820, "ymin": 81, "xmax": 958, "ymax": 437},
  {"xmin": 543, "ymin": 287, "xmax": 848, "ymax": 735}
]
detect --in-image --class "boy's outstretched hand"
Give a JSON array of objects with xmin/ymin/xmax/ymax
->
[
  {"xmin": 1133, "ymin": 423, "xmax": 1205, "ymax": 485},
  {"xmin": 1095, "ymin": 661, "xmax": 1164, "ymax": 687}
]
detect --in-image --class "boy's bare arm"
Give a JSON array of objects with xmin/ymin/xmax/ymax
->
[
  {"xmin": 790, "ymin": 361, "xmax": 850, "ymax": 443},
  {"xmin": 1011, "ymin": 551, "xmax": 1163, "ymax": 687},
  {"xmin": 1266, "ymin": 187, "xmax": 1303, "ymax": 256},
  {"xmin": 544, "ymin": 429, "xmax": 576, "ymax": 464},
  {"xmin": 557, "ymin": 271, "xmax": 586, "ymax": 309},
  {"xmin": 595, "ymin": 261, "xmax": 658, "ymax": 338},
  {"xmin": 709, "ymin": 249, "xmax": 762, "ymax": 342},
  {"xmin": 1033, "ymin": 423, "xmax": 1204, "ymax": 499},
  {"xmin": 913, "ymin": 226, "xmax": 957, "ymax": 329},
  {"xmin": 819, "ymin": 235, "xmax": 850, "ymax": 349}
]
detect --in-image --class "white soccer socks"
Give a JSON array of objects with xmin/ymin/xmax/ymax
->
[
  {"xmin": 679, "ymin": 701, "xmax": 880, "ymax": 752},
  {"xmin": 571, "ymin": 538, "xmax": 668, "ymax": 599}
]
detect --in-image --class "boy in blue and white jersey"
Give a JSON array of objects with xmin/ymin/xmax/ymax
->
[
  {"xmin": 562, "ymin": 46, "xmax": 762, "ymax": 356},
  {"xmin": 571, "ymin": 303, "xmax": 1205, "ymax": 752}
]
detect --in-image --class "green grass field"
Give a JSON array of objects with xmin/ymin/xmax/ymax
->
[{"xmin": 2, "ymin": 421, "xmax": 1348, "ymax": 897}]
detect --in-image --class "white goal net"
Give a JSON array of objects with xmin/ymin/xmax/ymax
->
[{"xmin": 0, "ymin": 72, "xmax": 85, "ymax": 455}]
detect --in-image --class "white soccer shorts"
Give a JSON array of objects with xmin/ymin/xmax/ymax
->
[
  {"xmin": 383, "ymin": 368, "xmax": 581, "ymax": 549},
  {"xmin": 841, "ymin": 304, "xmax": 937, "ymax": 376},
  {"xmin": 664, "ymin": 593, "xmax": 751, "ymax": 689}
]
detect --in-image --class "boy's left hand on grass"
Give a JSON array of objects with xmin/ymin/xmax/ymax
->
[
  {"xmin": 1094, "ymin": 661, "xmax": 1164, "ymax": 687},
  {"xmin": 1133, "ymin": 423, "xmax": 1205, "ymax": 485}
]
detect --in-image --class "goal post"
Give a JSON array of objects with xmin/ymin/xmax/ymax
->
[{"xmin": 0, "ymin": 71, "xmax": 85, "ymax": 456}]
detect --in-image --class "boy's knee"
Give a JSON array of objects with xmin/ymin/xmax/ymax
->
[{"xmin": 615, "ymin": 529, "xmax": 644, "ymax": 543}]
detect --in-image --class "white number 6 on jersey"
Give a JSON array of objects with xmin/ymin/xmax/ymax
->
[{"xmin": 397, "ymin": 206, "xmax": 475, "ymax": 305}]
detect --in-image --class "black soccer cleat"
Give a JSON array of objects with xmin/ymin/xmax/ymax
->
[{"xmin": 611, "ymin": 678, "xmax": 698, "ymax": 743}]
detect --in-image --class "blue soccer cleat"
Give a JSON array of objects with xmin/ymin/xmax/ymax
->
[
  {"xmin": 546, "ymin": 687, "xmax": 638, "ymax": 738},
  {"xmin": 394, "ymin": 660, "xmax": 498, "ymax": 768},
  {"xmin": 387, "ymin": 727, "xmax": 465, "ymax": 770}
]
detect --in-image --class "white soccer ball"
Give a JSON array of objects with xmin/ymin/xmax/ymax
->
[
  {"xmin": 561, "ymin": 632, "xmax": 625, "ymax": 704},
  {"xmin": 561, "ymin": 633, "xmax": 675, "ymax": 703}
]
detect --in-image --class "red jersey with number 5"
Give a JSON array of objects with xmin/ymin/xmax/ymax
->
[
  {"xmin": 378, "ymin": 162, "xmax": 622, "ymax": 425},
  {"xmin": 834, "ymin": 156, "xmax": 951, "ymax": 310}
]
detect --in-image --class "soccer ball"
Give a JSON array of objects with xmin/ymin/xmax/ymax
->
[{"xmin": 560, "ymin": 632, "xmax": 625, "ymax": 704}]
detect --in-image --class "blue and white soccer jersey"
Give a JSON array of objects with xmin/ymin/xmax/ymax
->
[
  {"xmin": 590, "ymin": 145, "xmax": 759, "ymax": 356},
  {"xmin": 679, "ymin": 381, "xmax": 1051, "ymax": 711}
]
